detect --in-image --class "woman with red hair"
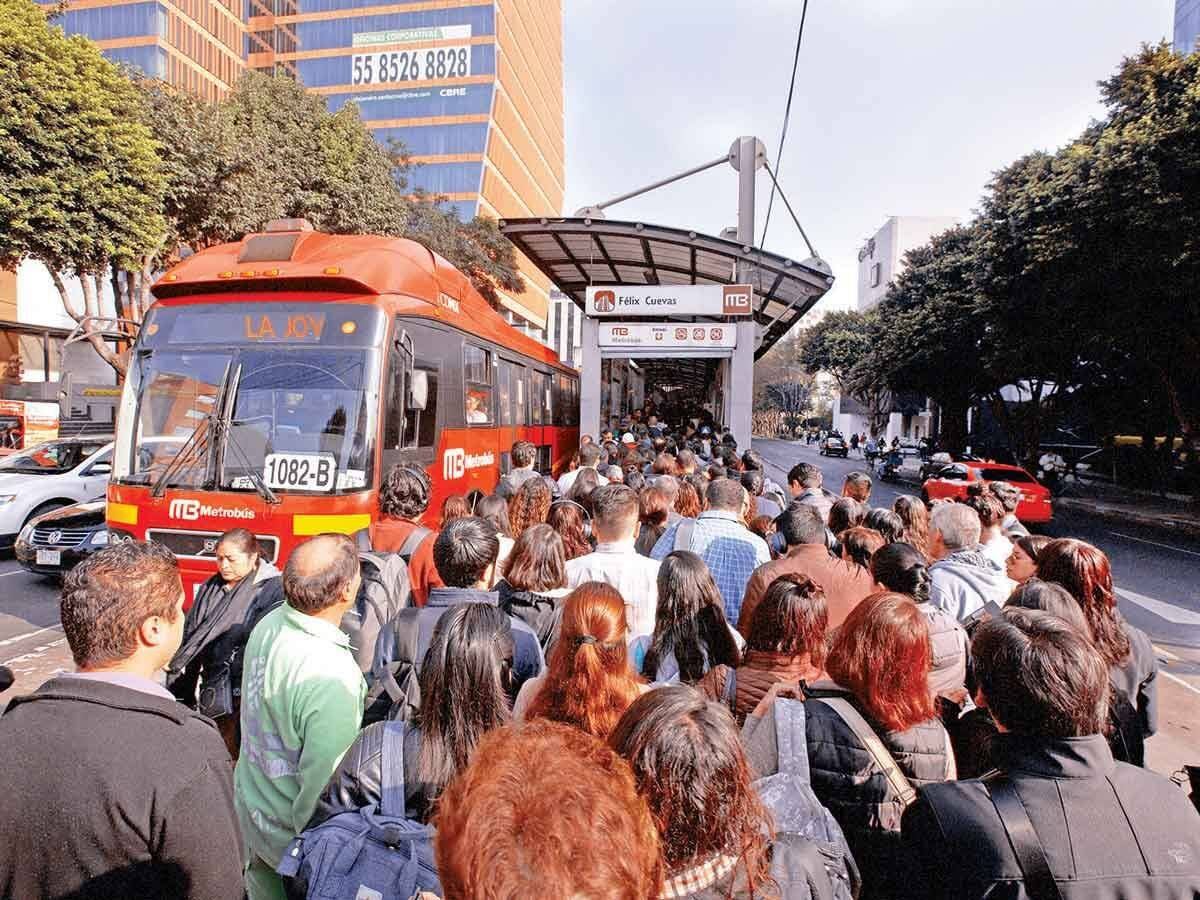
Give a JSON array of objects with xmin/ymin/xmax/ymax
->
[
  {"xmin": 1036, "ymin": 538, "xmax": 1158, "ymax": 764},
  {"xmin": 514, "ymin": 582, "xmax": 647, "ymax": 738},
  {"xmin": 507, "ymin": 475, "xmax": 552, "ymax": 538},
  {"xmin": 802, "ymin": 592, "xmax": 952, "ymax": 900}
]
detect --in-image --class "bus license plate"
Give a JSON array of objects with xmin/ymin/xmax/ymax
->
[{"xmin": 263, "ymin": 452, "xmax": 336, "ymax": 492}]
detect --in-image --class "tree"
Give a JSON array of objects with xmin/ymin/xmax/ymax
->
[
  {"xmin": 795, "ymin": 310, "xmax": 890, "ymax": 434},
  {"xmin": 0, "ymin": 0, "xmax": 166, "ymax": 372}
]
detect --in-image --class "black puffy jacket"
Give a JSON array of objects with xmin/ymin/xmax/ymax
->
[{"xmin": 803, "ymin": 684, "xmax": 953, "ymax": 900}]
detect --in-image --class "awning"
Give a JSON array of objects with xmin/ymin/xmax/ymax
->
[{"xmin": 499, "ymin": 217, "xmax": 834, "ymax": 357}]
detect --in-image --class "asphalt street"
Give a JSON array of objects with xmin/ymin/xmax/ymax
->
[{"xmin": 0, "ymin": 439, "xmax": 1195, "ymax": 776}]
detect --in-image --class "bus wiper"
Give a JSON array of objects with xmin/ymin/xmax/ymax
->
[
  {"xmin": 150, "ymin": 418, "xmax": 212, "ymax": 498},
  {"xmin": 215, "ymin": 363, "xmax": 279, "ymax": 506},
  {"xmin": 217, "ymin": 418, "xmax": 280, "ymax": 505}
]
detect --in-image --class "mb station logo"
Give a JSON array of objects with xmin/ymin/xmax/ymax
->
[
  {"xmin": 442, "ymin": 449, "xmax": 496, "ymax": 480},
  {"xmin": 722, "ymin": 285, "xmax": 752, "ymax": 315},
  {"xmin": 168, "ymin": 499, "xmax": 255, "ymax": 522},
  {"xmin": 593, "ymin": 289, "xmax": 616, "ymax": 313}
]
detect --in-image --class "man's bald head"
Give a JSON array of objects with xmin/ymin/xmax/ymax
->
[{"xmin": 283, "ymin": 533, "xmax": 359, "ymax": 614}]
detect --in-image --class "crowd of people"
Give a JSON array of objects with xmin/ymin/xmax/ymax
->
[{"xmin": 1, "ymin": 426, "xmax": 1199, "ymax": 900}]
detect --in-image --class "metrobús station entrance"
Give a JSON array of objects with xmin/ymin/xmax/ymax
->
[{"xmin": 499, "ymin": 217, "xmax": 835, "ymax": 445}]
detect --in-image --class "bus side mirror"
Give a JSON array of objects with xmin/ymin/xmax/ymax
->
[{"xmin": 409, "ymin": 370, "xmax": 428, "ymax": 412}]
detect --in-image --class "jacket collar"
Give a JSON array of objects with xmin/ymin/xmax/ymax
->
[
  {"xmin": 427, "ymin": 587, "xmax": 500, "ymax": 608},
  {"xmin": 5, "ymin": 675, "xmax": 213, "ymax": 730},
  {"xmin": 995, "ymin": 733, "xmax": 1115, "ymax": 778},
  {"xmin": 592, "ymin": 540, "xmax": 637, "ymax": 554},
  {"xmin": 698, "ymin": 509, "xmax": 743, "ymax": 524},
  {"xmin": 785, "ymin": 542, "xmax": 836, "ymax": 560},
  {"xmin": 281, "ymin": 602, "xmax": 352, "ymax": 647}
]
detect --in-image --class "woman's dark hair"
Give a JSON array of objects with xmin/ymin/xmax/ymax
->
[
  {"xmin": 965, "ymin": 492, "xmax": 1005, "ymax": 529},
  {"xmin": 839, "ymin": 526, "xmax": 886, "ymax": 569},
  {"xmin": 684, "ymin": 474, "xmax": 709, "ymax": 508},
  {"xmin": 1015, "ymin": 534, "xmax": 1052, "ymax": 566},
  {"xmin": 380, "ymin": 464, "xmax": 432, "ymax": 520},
  {"xmin": 644, "ymin": 551, "xmax": 741, "ymax": 684},
  {"xmin": 216, "ymin": 527, "xmax": 260, "ymax": 560},
  {"xmin": 1036, "ymin": 538, "xmax": 1131, "ymax": 667},
  {"xmin": 475, "ymin": 495, "xmax": 512, "ymax": 538},
  {"xmin": 748, "ymin": 514, "xmax": 776, "ymax": 546},
  {"xmin": 828, "ymin": 497, "xmax": 864, "ymax": 535},
  {"xmin": 508, "ymin": 476, "xmax": 552, "ymax": 537},
  {"xmin": 547, "ymin": 501, "xmax": 591, "ymax": 560},
  {"xmin": 567, "ymin": 467, "xmax": 602, "ymax": 514},
  {"xmin": 415, "ymin": 604, "xmax": 514, "ymax": 807},
  {"xmin": 674, "ymin": 481, "xmax": 702, "ymax": 518},
  {"xmin": 893, "ymin": 495, "xmax": 931, "ymax": 559},
  {"xmin": 871, "ymin": 542, "xmax": 931, "ymax": 604},
  {"xmin": 973, "ymin": 607, "xmax": 1109, "ymax": 738},
  {"xmin": 503, "ymin": 524, "xmax": 567, "ymax": 594},
  {"xmin": 638, "ymin": 484, "xmax": 672, "ymax": 530},
  {"xmin": 746, "ymin": 573, "xmax": 828, "ymax": 666},
  {"xmin": 863, "ymin": 508, "xmax": 904, "ymax": 544},
  {"xmin": 1007, "ymin": 577, "xmax": 1093, "ymax": 638},
  {"xmin": 610, "ymin": 686, "xmax": 773, "ymax": 890},
  {"xmin": 828, "ymin": 592, "xmax": 935, "ymax": 732},
  {"xmin": 624, "ymin": 470, "xmax": 646, "ymax": 492}
]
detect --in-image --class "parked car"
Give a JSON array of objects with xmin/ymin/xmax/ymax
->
[
  {"xmin": 921, "ymin": 461, "xmax": 1053, "ymax": 524},
  {"xmin": 0, "ymin": 436, "xmax": 114, "ymax": 547},
  {"xmin": 820, "ymin": 434, "xmax": 849, "ymax": 458},
  {"xmin": 15, "ymin": 500, "xmax": 109, "ymax": 577}
]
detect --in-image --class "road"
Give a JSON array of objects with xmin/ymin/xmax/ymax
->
[
  {"xmin": 1, "ymin": 439, "xmax": 1195, "ymax": 777},
  {"xmin": 753, "ymin": 437, "xmax": 1200, "ymax": 779}
]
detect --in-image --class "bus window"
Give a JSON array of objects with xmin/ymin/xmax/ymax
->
[
  {"xmin": 464, "ymin": 345, "xmax": 493, "ymax": 425},
  {"xmin": 514, "ymin": 365, "xmax": 527, "ymax": 426},
  {"xmin": 497, "ymin": 361, "xmax": 513, "ymax": 426},
  {"xmin": 405, "ymin": 369, "xmax": 438, "ymax": 448},
  {"xmin": 530, "ymin": 371, "xmax": 546, "ymax": 425},
  {"xmin": 543, "ymin": 371, "xmax": 555, "ymax": 424}
]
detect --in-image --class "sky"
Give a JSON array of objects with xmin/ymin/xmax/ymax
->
[{"xmin": 561, "ymin": 0, "xmax": 1177, "ymax": 316}]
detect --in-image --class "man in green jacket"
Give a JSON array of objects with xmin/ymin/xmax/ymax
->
[{"xmin": 234, "ymin": 533, "xmax": 366, "ymax": 900}]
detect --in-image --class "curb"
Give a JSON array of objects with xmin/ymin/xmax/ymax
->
[{"xmin": 1053, "ymin": 497, "xmax": 1200, "ymax": 540}]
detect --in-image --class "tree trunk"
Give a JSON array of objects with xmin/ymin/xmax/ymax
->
[
  {"xmin": 49, "ymin": 270, "xmax": 128, "ymax": 379},
  {"xmin": 937, "ymin": 397, "xmax": 969, "ymax": 455}
]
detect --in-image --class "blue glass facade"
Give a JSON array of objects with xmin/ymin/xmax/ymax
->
[
  {"xmin": 371, "ymin": 123, "xmax": 488, "ymax": 155},
  {"xmin": 1176, "ymin": 0, "xmax": 1200, "ymax": 53},
  {"xmin": 326, "ymin": 82, "xmax": 493, "ymax": 119},
  {"xmin": 59, "ymin": 1, "xmax": 167, "ymax": 41},
  {"xmin": 292, "ymin": 5, "xmax": 493, "ymax": 52},
  {"xmin": 104, "ymin": 43, "xmax": 169, "ymax": 77}
]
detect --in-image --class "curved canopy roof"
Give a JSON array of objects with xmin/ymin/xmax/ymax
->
[{"xmin": 499, "ymin": 216, "xmax": 834, "ymax": 358}]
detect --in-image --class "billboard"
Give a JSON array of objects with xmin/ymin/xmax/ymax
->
[{"xmin": 586, "ymin": 284, "xmax": 754, "ymax": 317}]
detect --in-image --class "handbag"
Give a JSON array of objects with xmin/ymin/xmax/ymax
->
[{"xmin": 197, "ymin": 663, "xmax": 235, "ymax": 720}]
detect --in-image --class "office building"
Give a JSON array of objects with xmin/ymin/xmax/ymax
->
[
  {"xmin": 53, "ymin": 0, "xmax": 564, "ymax": 332},
  {"xmin": 545, "ymin": 289, "xmax": 582, "ymax": 369},
  {"xmin": 1177, "ymin": 0, "xmax": 1200, "ymax": 53}
]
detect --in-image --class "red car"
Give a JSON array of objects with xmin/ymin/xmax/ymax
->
[{"xmin": 921, "ymin": 461, "xmax": 1053, "ymax": 524}]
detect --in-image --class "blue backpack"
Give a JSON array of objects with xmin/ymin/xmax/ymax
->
[
  {"xmin": 742, "ymin": 697, "xmax": 861, "ymax": 900},
  {"xmin": 277, "ymin": 722, "xmax": 441, "ymax": 899}
]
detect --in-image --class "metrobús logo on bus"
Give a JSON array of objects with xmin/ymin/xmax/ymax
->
[
  {"xmin": 442, "ymin": 449, "xmax": 495, "ymax": 480},
  {"xmin": 168, "ymin": 499, "xmax": 256, "ymax": 522}
]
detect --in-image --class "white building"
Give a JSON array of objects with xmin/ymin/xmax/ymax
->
[
  {"xmin": 835, "ymin": 215, "xmax": 958, "ymax": 441},
  {"xmin": 544, "ymin": 289, "xmax": 583, "ymax": 369}
]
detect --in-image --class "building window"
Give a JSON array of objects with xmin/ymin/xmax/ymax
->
[{"xmin": 869, "ymin": 262, "xmax": 881, "ymax": 288}]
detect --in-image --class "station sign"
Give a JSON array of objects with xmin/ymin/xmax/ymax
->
[
  {"xmin": 598, "ymin": 323, "xmax": 738, "ymax": 349},
  {"xmin": 585, "ymin": 284, "xmax": 754, "ymax": 317}
]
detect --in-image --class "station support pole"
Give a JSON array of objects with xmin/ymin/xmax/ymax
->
[{"xmin": 727, "ymin": 136, "xmax": 761, "ymax": 449}]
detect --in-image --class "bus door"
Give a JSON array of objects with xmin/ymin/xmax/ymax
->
[{"xmin": 381, "ymin": 322, "xmax": 440, "ymax": 478}]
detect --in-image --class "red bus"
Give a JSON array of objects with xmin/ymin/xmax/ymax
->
[{"xmin": 106, "ymin": 220, "xmax": 579, "ymax": 595}]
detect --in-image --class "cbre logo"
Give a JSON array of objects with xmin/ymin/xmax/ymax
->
[
  {"xmin": 443, "ymin": 448, "xmax": 466, "ymax": 480},
  {"xmin": 722, "ymin": 285, "xmax": 752, "ymax": 316},
  {"xmin": 169, "ymin": 499, "xmax": 201, "ymax": 521}
]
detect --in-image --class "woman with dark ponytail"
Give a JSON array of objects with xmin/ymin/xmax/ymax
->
[
  {"xmin": 871, "ymin": 541, "xmax": 967, "ymax": 702},
  {"xmin": 515, "ymin": 582, "xmax": 648, "ymax": 738}
]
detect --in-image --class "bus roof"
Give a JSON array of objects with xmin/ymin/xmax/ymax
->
[{"xmin": 151, "ymin": 223, "xmax": 570, "ymax": 372}]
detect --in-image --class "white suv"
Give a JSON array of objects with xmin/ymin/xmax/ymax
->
[{"xmin": 0, "ymin": 437, "xmax": 114, "ymax": 546}]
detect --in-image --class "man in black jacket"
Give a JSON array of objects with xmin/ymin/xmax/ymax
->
[
  {"xmin": 0, "ymin": 541, "xmax": 244, "ymax": 900},
  {"xmin": 901, "ymin": 608, "xmax": 1200, "ymax": 899}
]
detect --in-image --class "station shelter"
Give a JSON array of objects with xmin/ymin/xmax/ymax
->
[{"xmin": 500, "ymin": 217, "xmax": 833, "ymax": 445}]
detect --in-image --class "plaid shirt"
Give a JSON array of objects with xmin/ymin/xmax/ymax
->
[
  {"xmin": 660, "ymin": 854, "xmax": 739, "ymax": 898},
  {"xmin": 651, "ymin": 510, "xmax": 771, "ymax": 624}
]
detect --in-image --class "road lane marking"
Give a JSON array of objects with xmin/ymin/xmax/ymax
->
[
  {"xmin": 0, "ymin": 570, "xmax": 29, "ymax": 578},
  {"xmin": 1162, "ymin": 670, "xmax": 1200, "ymax": 697},
  {"xmin": 2, "ymin": 637, "xmax": 67, "ymax": 667},
  {"xmin": 1108, "ymin": 532, "xmax": 1200, "ymax": 559},
  {"xmin": 0, "ymin": 625, "xmax": 62, "ymax": 648},
  {"xmin": 1115, "ymin": 587, "xmax": 1200, "ymax": 626}
]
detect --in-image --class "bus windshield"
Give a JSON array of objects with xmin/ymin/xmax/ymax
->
[{"xmin": 113, "ymin": 302, "xmax": 385, "ymax": 494}]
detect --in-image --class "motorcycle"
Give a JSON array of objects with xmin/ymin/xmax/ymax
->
[{"xmin": 878, "ymin": 449, "xmax": 903, "ymax": 482}]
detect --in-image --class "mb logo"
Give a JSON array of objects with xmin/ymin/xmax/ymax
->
[
  {"xmin": 168, "ymin": 498, "xmax": 201, "ymax": 521},
  {"xmin": 722, "ymin": 285, "xmax": 752, "ymax": 316},
  {"xmin": 443, "ymin": 448, "xmax": 466, "ymax": 480},
  {"xmin": 593, "ymin": 290, "xmax": 616, "ymax": 313}
]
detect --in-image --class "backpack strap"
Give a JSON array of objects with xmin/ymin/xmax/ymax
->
[
  {"xmin": 397, "ymin": 526, "xmax": 432, "ymax": 563},
  {"xmin": 380, "ymin": 609, "xmax": 423, "ymax": 704},
  {"xmin": 814, "ymin": 696, "xmax": 917, "ymax": 807},
  {"xmin": 772, "ymin": 697, "xmax": 812, "ymax": 780},
  {"xmin": 721, "ymin": 665, "xmax": 738, "ymax": 711},
  {"xmin": 986, "ymin": 777, "xmax": 1063, "ymax": 900},
  {"xmin": 673, "ymin": 517, "xmax": 697, "ymax": 553},
  {"xmin": 379, "ymin": 720, "xmax": 408, "ymax": 818}
]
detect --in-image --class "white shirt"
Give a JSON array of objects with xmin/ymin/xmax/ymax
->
[
  {"xmin": 565, "ymin": 540, "xmax": 659, "ymax": 641},
  {"xmin": 556, "ymin": 465, "xmax": 609, "ymax": 497},
  {"xmin": 980, "ymin": 533, "xmax": 1014, "ymax": 570}
]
